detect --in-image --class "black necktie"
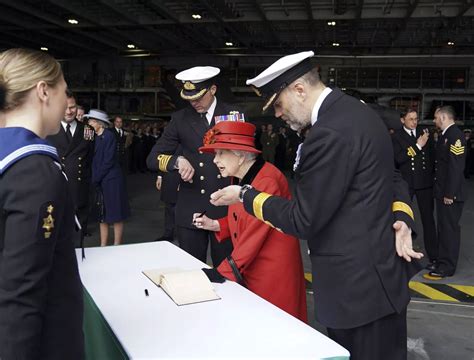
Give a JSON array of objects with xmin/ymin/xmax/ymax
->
[
  {"xmin": 66, "ymin": 124, "xmax": 73, "ymax": 143},
  {"xmin": 201, "ymin": 112, "xmax": 209, "ymax": 127}
]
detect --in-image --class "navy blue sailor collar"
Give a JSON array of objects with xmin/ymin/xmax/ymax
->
[{"xmin": 0, "ymin": 127, "xmax": 59, "ymax": 175}]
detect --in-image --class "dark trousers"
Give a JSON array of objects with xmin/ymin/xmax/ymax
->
[
  {"xmin": 327, "ymin": 308, "xmax": 407, "ymax": 360},
  {"xmin": 411, "ymin": 187, "xmax": 437, "ymax": 261},
  {"xmin": 176, "ymin": 226, "xmax": 233, "ymax": 267},
  {"xmin": 436, "ymin": 199, "xmax": 464, "ymax": 275},
  {"xmin": 162, "ymin": 202, "xmax": 176, "ymax": 239}
]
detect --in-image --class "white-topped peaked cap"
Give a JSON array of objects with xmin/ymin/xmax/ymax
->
[
  {"xmin": 83, "ymin": 109, "xmax": 111, "ymax": 126},
  {"xmin": 176, "ymin": 66, "xmax": 221, "ymax": 101},
  {"xmin": 246, "ymin": 51, "xmax": 315, "ymax": 112}
]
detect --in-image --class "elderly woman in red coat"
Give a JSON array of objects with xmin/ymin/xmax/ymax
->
[{"xmin": 193, "ymin": 120, "xmax": 307, "ymax": 322}]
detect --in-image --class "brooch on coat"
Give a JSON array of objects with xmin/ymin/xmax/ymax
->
[{"xmin": 83, "ymin": 126, "xmax": 95, "ymax": 141}]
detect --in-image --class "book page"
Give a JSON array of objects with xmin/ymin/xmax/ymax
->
[{"xmin": 143, "ymin": 268, "xmax": 220, "ymax": 306}]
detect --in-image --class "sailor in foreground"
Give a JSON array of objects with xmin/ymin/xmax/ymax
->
[
  {"xmin": 147, "ymin": 66, "xmax": 237, "ymax": 266},
  {"xmin": 210, "ymin": 51, "xmax": 423, "ymax": 360},
  {"xmin": 0, "ymin": 48, "xmax": 84, "ymax": 359}
]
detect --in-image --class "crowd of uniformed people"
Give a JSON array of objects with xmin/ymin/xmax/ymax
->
[{"xmin": 0, "ymin": 47, "xmax": 469, "ymax": 360}]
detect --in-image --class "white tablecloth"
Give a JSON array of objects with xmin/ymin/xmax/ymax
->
[{"xmin": 77, "ymin": 242, "xmax": 349, "ymax": 359}]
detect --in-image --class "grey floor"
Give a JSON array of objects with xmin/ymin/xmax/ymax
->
[{"xmin": 84, "ymin": 172, "xmax": 474, "ymax": 360}]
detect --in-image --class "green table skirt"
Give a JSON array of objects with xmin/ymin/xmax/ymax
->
[
  {"xmin": 83, "ymin": 288, "xmax": 349, "ymax": 360},
  {"xmin": 83, "ymin": 288, "xmax": 128, "ymax": 360}
]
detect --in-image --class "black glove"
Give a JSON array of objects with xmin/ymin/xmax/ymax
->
[{"xmin": 201, "ymin": 268, "xmax": 226, "ymax": 283}]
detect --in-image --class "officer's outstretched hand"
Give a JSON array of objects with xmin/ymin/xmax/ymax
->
[
  {"xmin": 201, "ymin": 268, "xmax": 226, "ymax": 283},
  {"xmin": 393, "ymin": 220, "xmax": 424, "ymax": 262},
  {"xmin": 210, "ymin": 185, "xmax": 241, "ymax": 206},
  {"xmin": 177, "ymin": 156, "xmax": 194, "ymax": 182}
]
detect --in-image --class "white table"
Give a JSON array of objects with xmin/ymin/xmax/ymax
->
[{"xmin": 77, "ymin": 242, "xmax": 349, "ymax": 360}]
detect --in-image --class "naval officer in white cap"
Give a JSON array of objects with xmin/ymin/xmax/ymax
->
[
  {"xmin": 210, "ymin": 51, "xmax": 423, "ymax": 360},
  {"xmin": 147, "ymin": 66, "xmax": 238, "ymax": 266}
]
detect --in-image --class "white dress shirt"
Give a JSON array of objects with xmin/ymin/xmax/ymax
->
[
  {"xmin": 61, "ymin": 120, "xmax": 77, "ymax": 137},
  {"xmin": 205, "ymin": 97, "xmax": 217, "ymax": 125}
]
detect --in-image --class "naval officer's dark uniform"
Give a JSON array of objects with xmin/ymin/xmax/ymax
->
[
  {"xmin": 392, "ymin": 127, "xmax": 437, "ymax": 262},
  {"xmin": 47, "ymin": 121, "xmax": 94, "ymax": 236},
  {"xmin": 242, "ymin": 88, "xmax": 416, "ymax": 360},
  {"xmin": 433, "ymin": 124, "xmax": 466, "ymax": 276},
  {"xmin": 0, "ymin": 128, "xmax": 84, "ymax": 360},
  {"xmin": 147, "ymin": 101, "xmax": 236, "ymax": 265}
]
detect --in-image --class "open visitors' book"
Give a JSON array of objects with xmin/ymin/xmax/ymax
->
[{"xmin": 142, "ymin": 268, "xmax": 221, "ymax": 306}]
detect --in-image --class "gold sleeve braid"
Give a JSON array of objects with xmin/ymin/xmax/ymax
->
[
  {"xmin": 392, "ymin": 201, "xmax": 414, "ymax": 221},
  {"xmin": 252, "ymin": 192, "xmax": 272, "ymax": 221},
  {"xmin": 157, "ymin": 154, "xmax": 172, "ymax": 172}
]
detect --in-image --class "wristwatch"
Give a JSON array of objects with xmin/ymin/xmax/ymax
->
[{"xmin": 239, "ymin": 184, "xmax": 253, "ymax": 203}]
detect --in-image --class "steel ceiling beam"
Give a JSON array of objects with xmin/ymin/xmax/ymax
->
[
  {"xmin": 0, "ymin": 6, "xmax": 109, "ymax": 56},
  {"xmin": 251, "ymin": 0, "xmax": 280, "ymax": 44},
  {"xmin": 97, "ymin": 0, "xmax": 191, "ymax": 50},
  {"xmin": 141, "ymin": 0, "xmax": 215, "ymax": 49},
  {"xmin": 351, "ymin": 0, "xmax": 365, "ymax": 48},
  {"xmin": 197, "ymin": 0, "xmax": 251, "ymax": 48},
  {"xmin": 389, "ymin": 0, "xmax": 420, "ymax": 46},
  {"xmin": 303, "ymin": 0, "xmax": 318, "ymax": 45},
  {"xmin": 143, "ymin": 0, "xmax": 180, "ymax": 23},
  {"xmin": 47, "ymin": 0, "xmax": 136, "ymax": 50},
  {"xmin": 0, "ymin": 0, "xmax": 115, "ymax": 55}
]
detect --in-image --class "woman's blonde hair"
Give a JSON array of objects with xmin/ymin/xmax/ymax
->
[{"xmin": 0, "ymin": 48, "xmax": 63, "ymax": 111}]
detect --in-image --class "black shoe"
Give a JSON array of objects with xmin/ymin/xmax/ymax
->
[
  {"xmin": 425, "ymin": 260, "xmax": 438, "ymax": 271},
  {"xmin": 428, "ymin": 269, "xmax": 453, "ymax": 279}
]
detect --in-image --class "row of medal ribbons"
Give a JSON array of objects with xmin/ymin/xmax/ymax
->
[{"xmin": 215, "ymin": 112, "xmax": 246, "ymax": 124}]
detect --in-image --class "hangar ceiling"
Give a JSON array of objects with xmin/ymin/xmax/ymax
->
[{"xmin": 1, "ymin": 0, "xmax": 474, "ymax": 58}]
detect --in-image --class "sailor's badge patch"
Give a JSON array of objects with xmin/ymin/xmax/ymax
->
[
  {"xmin": 450, "ymin": 138, "xmax": 465, "ymax": 156},
  {"xmin": 84, "ymin": 126, "xmax": 95, "ymax": 141},
  {"xmin": 37, "ymin": 202, "xmax": 56, "ymax": 240}
]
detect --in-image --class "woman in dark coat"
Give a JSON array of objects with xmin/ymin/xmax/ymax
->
[{"xmin": 85, "ymin": 109, "xmax": 130, "ymax": 246}]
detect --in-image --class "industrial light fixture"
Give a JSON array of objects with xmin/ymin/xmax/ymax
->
[
  {"xmin": 40, "ymin": 47, "xmax": 48, "ymax": 51},
  {"xmin": 448, "ymin": 41, "xmax": 455, "ymax": 46},
  {"xmin": 192, "ymin": 14, "xmax": 202, "ymax": 19},
  {"xmin": 127, "ymin": 44, "xmax": 136, "ymax": 49},
  {"xmin": 225, "ymin": 42, "xmax": 233, "ymax": 46},
  {"xmin": 68, "ymin": 19, "xmax": 79, "ymax": 25},
  {"xmin": 332, "ymin": 42, "xmax": 340, "ymax": 47},
  {"xmin": 327, "ymin": 21, "xmax": 336, "ymax": 26}
]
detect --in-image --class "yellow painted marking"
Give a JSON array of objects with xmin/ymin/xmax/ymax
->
[
  {"xmin": 409, "ymin": 281, "xmax": 459, "ymax": 302},
  {"xmin": 304, "ymin": 272, "xmax": 312, "ymax": 282},
  {"xmin": 449, "ymin": 284, "xmax": 474, "ymax": 297}
]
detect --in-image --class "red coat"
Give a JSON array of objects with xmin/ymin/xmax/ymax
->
[{"xmin": 216, "ymin": 160, "xmax": 307, "ymax": 322}]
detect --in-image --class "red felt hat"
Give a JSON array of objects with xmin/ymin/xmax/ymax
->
[{"xmin": 199, "ymin": 121, "xmax": 261, "ymax": 154}]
